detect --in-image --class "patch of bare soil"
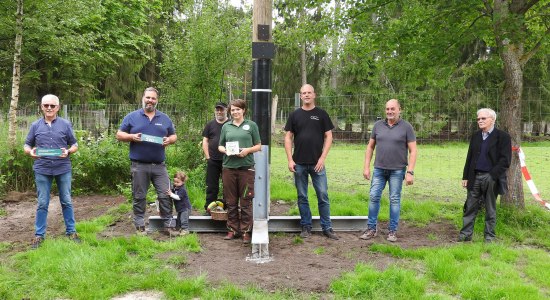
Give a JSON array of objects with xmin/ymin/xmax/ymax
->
[{"xmin": 0, "ymin": 193, "xmax": 458, "ymax": 294}]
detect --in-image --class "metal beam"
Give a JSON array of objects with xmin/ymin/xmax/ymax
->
[{"xmin": 147, "ymin": 215, "xmax": 367, "ymax": 233}]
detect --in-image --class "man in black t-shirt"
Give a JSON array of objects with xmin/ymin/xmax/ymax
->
[
  {"xmin": 201, "ymin": 102, "xmax": 229, "ymax": 213},
  {"xmin": 284, "ymin": 84, "xmax": 339, "ymax": 240}
]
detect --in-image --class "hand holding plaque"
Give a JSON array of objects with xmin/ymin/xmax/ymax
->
[
  {"xmin": 140, "ymin": 134, "xmax": 164, "ymax": 144},
  {"xmin": 225, "ymin": 141, "xmax": 240, "ymax": 156},
  {"xmin": 35, "ymin": 148, "xmax": 63, "ymax": 157}
]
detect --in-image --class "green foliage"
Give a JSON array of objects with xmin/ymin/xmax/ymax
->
[
  {"xmin": 313, "ymin": 246, "xmax": 325, "ymax": 255},
  {"xmin": 0, "ymin": 0, "xmax": 164, "ymax": 106},
  {"xmin": 160, "ymin": 0, "xmax": 250, "ymax": 121},
  {"xmin": 497, "ymin": 204, "xmax": 550, "ymax": 248},
  {"xmin": 0, "ymin": 148, "xmax": 35, "ymax": 193},
  {"xmin": 331, "ymin": 264, "xmax": 427, "ymax": 299},
  {"xmin": 71, "ymin": 136, "xmax": 130, "ymax": 194},
  {"xmin": 363, "ymin": 243, "xmax": 549, "ymax": 299}
]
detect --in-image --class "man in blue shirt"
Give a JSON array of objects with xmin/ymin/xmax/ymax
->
[
  {"xmin": 116, "ymin": 87, "xmax": 178, "ymax": 235},
  {"xmin": 24, "ymin": 94, "xmax": 80, "ymax": 249}
]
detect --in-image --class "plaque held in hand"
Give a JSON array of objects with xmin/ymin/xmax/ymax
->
[{"xmin": 225, "ymin": 141, "xmax": 240, "ymax": 156}]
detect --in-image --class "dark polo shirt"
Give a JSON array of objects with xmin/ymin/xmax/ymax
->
[{"xmin": 119, "ymin": 109, "xmax": 175, "ymax": 163}]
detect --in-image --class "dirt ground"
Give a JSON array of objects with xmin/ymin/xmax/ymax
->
[{"xmin": 0, "ymin": 192, "xmax": 459, "ymax": 294}]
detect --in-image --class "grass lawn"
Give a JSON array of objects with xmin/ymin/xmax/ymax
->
[{"xmin": 1, "ymin": 143, "xmax": 549, "ymax": 299}]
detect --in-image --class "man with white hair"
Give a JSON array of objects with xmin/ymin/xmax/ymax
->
[
  {"xmin": 459, "ymin": 108, "xmax": 511, "ymax": 243},
  {"xmin": 24, "ymin": 94, "xmax": 80, "ymax": 249},
  {"xmin": 116, "ymin": 87, "xmax": 178, "ymax": 235}
]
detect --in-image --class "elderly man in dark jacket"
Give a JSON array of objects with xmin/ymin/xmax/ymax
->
[{"xmin": 459, "ymin": 108, "xmax": 511, "ymax": 243}]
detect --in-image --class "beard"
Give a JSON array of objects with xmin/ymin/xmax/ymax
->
[
  {"xmin": 215, "ymin": 114, "xmax": 226, "ymax": 121},
  {"xmin": 143, "ymin": 101, "xmax": 156, "ymax": 112}
]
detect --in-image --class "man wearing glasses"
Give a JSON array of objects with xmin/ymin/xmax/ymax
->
[
  {"xmin": 24, "ymin": 94, "xmax": 80, "ymax": 249},
  {"xmin": 459, "ymin": 108, "xmax": 511, "ymax": 243}
]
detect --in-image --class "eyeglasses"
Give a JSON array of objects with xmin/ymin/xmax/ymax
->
[
  {"xmin": 42, "ymin": 104, "xmax": 58, "ymax": 109},
  {"xmin": 476, "ymin": 117, "xmax": 488, "ymax": 121}
]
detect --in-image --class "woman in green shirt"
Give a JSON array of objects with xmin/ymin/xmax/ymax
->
[{"xmin": 218, "ymin": 99, "xmax": 261, "ymax": 244}]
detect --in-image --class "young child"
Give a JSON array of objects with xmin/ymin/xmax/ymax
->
[{"xmin": 168, "ymin": 171, "xmax": 192, "ymax": 235}]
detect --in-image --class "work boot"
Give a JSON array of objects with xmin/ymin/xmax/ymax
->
[
  {"xmin": 457, "ymin": 234, "xmax": 472, "ymax": 242},
  {"xmin": 31, "ymin": 236, "xmax": 43, "ymax": 249},
  {"xmin": 169, "ymin": 228, "xmax": 181, "ymax": 237},
  {"xmin": 323, "ymin": 228, "xmax": 339, "ymax": 240},
  {"xmin": 66, "ymin": 232, "xmax": 81, "ymax": 243},
  {"xmin": 300, "ymin": 226, "xmax": 312, "ymax": 238},
  {"xmin": 135, "ymin": 226, "xmax": 147, "ymax": 236}
]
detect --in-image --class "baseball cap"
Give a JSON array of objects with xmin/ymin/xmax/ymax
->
[{"xmin": 215, "ymin": 102, "xmax": 227, "ymax": 108}]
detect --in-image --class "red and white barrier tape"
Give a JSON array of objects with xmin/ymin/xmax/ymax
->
[{"xmin": 513, "ymin": 146, "xmax": 550, "ymax": 210}]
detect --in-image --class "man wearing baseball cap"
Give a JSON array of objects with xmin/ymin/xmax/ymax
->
[{"xmin": 201, "ymin": 102, "xmax": 229, "ymax": 214}]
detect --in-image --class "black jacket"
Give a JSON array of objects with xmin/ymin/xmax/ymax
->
[{"xmin": 462, "ymin": 128, "xmax": 512, "ymax": 195}]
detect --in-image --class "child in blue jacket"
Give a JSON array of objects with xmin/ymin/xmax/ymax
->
[{"xmin": 168, "ymin": 171, "xmax": 192, "ymax": 235}]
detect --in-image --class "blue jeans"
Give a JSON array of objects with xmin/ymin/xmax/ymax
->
[
  {"xmin": 368, "ymin": 168, "xmax": 405, "ymax": 232},
  {"xmin": 294, "ymin": 164, "xmax": 332, "ymax": 231},
  {"xmin": 35, "ymin": 171, "xmax": 76, "ymax": 238}
]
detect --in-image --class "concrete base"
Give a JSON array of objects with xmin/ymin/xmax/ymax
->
[{"xmin": 148, "ymin": 215, "xmax": 368, "ymax": 232}]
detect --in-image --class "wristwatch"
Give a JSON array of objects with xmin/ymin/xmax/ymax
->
[{"xmin": 407, "ymin": 170, "xmax": 414, "ymax": 176}]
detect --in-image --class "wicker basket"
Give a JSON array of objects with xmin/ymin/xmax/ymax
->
[{"xmin": 210, "ymin": 210, "xmax": 228, "ymax": 221}]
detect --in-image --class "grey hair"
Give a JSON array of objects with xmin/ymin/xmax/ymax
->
[
  {"xmin": 41, "ymin": 94, "xmax": 60, "ymax": 105},
  {"xmin": 144, "ymin": 87, "xmax": 159, "ymax": 96},
  {"xmin": 477, "ymin": 108, "xmax": 497, "ymax": 121}
]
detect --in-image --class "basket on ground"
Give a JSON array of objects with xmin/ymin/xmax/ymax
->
[{"xmin": 210, "ymin": 210, "xmax": 228, "ymax": 221}]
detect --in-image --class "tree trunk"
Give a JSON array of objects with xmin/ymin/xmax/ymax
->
[
  {"xmin": 499, "ymin": 46, "xmax": 525, "ymax": 208},
  {"xmin": 300, "ymin": 43, "xmax": 307, "ymax": 85},
  {"xmin": 329, "ymin": 0, "xmax": 340, "ymax": 90},
  {"xmin": 8, "ymin": 0, "xmax": 24, "ymax": 151},
  {"xmin": 493, "ymin": 0, "xmax": 526, "ymax": 208}
]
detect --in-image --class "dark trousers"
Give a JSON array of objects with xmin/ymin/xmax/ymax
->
[
  {"xmin": 205, "ymin": 159, "xmax": 223, "ymax": 210},
  {"xmin": 460, "ymin": 172, "xmax": 498, "ymax": 239},
  {"xmin": 222, "ymin": 168, "xmax": 255, "ymax": 234},
  {"xmin": 131, "ymin": 161, "xmax": 172, "ymax": 228}
]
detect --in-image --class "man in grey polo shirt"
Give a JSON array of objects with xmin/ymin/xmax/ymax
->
[{"xmin": 360, "ymin": 99, "xmax": 417, "ymax": 242}]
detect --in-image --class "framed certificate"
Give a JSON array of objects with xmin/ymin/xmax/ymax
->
[
  {"xmin": 36, "ymin": 148, "xmax": 63, "ymax": 156},
  {"xmin": 140, "ymin": 134, "xmax": 164, "ymax": 144},
  {"xmin": 225, "ymin": 141, "xmax": 240, "ymax": 156}
]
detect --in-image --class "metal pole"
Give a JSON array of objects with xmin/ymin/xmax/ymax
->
[{"xmin": 250, "ymin": 0, "xmax": 274, "ymax": 262}]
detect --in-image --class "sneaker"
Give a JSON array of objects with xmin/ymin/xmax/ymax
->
[
  {"xmin": 180, "ymin": 229, "xmax": 190, "ymax": 236},
  {"xmin": 457, "ymin": 234, "xmax": 472, "ymax": 242},
  {"xmin": 31, "ymin": 236, "xmax": 43, "ymax": 249},
  {"xmin": 360, "ymin": 229, "xmax": 377, "ymax": 240},
  {"xmin": 168, "ymin": 228, "xmax": 181, "ymax": 237},
  {"xmin": 300, "ymin": 226, "xmax": 312, "ymax": 238},
  {"xmin": 224, "ymin": 231, "xmax": 236, "ymax": 240},
  {"xmin": 323, "ymin": 228, "xmax": 339, "ymax": 240},
  {"xmin": 242, "ymin": 232, "xmax": 251, "ymax": 244},
  {"xmin": 66, "ymin": 232, "xmax": 81, "ymax": 243},
  {"xmin": 135, "ymin": 226, "xmax": 147, "ymax": 236},
  {"xmin": 387, "ymin": 231, "xmax": 397, "ymax": 242}
]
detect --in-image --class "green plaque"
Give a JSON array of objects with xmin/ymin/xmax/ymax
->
[
  {"xmin": 36, "ymin": 148, "xmax": 63, "ymax": 156},
  {"xmin": 140, "ymin": 134, "xmax": 164, "ymax": 144}
]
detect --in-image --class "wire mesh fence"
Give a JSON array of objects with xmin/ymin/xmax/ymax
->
[{"xmin": 3, "ymin": 87, "xmax": 549, "ymax": 144}]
